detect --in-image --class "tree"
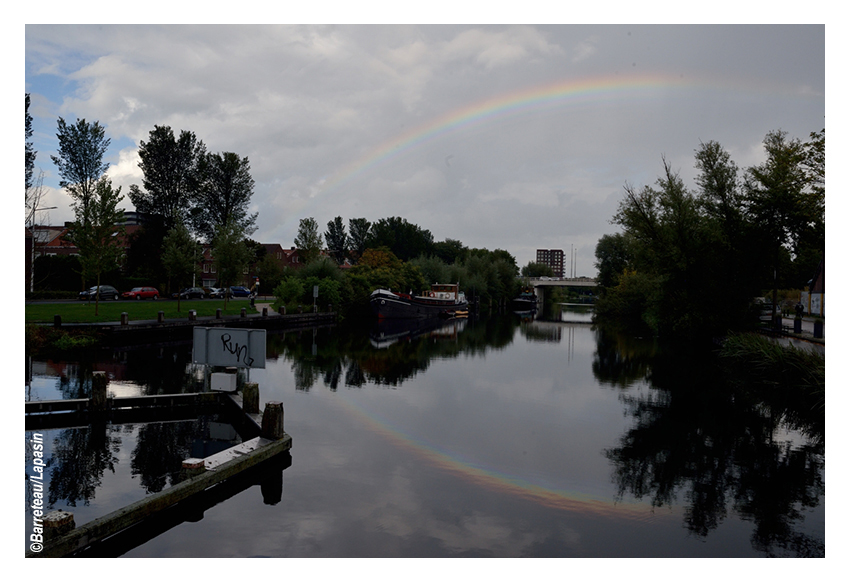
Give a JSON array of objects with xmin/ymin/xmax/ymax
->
[
  {"xmin": 521, "ymin": 261, "xmax": 554, "ymax": 278},
  {"xmin": 25, "ymin": 94, "xmax": 36, "ymax": 193},
  {"xmin": 51, "ymin": 117, "xmax": 111, "ymax": 217},
  {"xmin": 162, "ymin": 222, "xmax": 202, "ymax": 312},
  {"xmin": 70, "ymin": 176, "xmax": 125, "ymax": 315},
  {"xmin": 129, "ymin": 125, "xmax": 206, "ymax": 228},
  {"xmin": 211, "ymin": 219, "xmax": 253, "ymax": 309},
  {"xmin": 348, "ymin": 218, "xmax": 371, "ymax": 263},
  {"xmin": 433, "ymin": 238, "xmax": 468, "ymax": 264},
  {"xmin": 325, "ymin": 216, "xmax": 348, "ymax": 265},
  {"xmin": 294, "ymin": 217, "xmax": 324, "ymax": 264},
  {"xmin": 744, "ymin": 130, "xmax": 811, "ymax": 316},
  {"xmin": 367, "ymin": 216, "xmax": 435, "ymax": 261},
  {"xmin": 593, "ymin": 233, "xmax": 637, "ymax": 289},
  {"xmin": 190, "ymin": 151, "xmax": 257, "ymax": 242}
]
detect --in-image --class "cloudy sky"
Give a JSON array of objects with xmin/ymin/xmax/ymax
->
[{"xmin": 23, "ymin": 21, "xmax": 825, "ymax": 275}]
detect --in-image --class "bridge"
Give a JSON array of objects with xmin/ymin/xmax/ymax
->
[{"xmin": 527, "ymin": 277, "xmax": 598, "ymax": 288}]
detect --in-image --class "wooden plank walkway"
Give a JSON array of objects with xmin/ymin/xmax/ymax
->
[
  {"xmin": 25, "ymin": 385, "xmax": 291, "ymax": 558},
  {"xmin": 27, "ymin": 433, "xmax": 291, "ymax": 558}
]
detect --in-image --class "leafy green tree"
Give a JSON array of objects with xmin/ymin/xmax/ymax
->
[
  {"xmin": 294, "ymin": 217, "xmax": 324, "ymax": 264},
  {"xmin": 162, "ymin": 221, "xmax": 202, "ymax": 311},
  {"xmin": 521, "ymin": 262, "xmax": 555, "ymax": 278},
  {"xmin": 212, "ymin": 219, "xmax": 252, "ymax": 308},
  {"xmin": 433, "ymin": 238, "xmax": 468, "ymax": 264},
  {"xmin": 325, "ymin": 216, "xmax": 349, "ymax": 265},
  {"xmin": 744, "ymin": 130, "xmax": 812, "ymax": 315},
  {"xmin": 190, "ymin": 151, "xmax": 257, "ymax": 242},
  {"xmin": 51, "ymin": 117, "xmax": 111, "ymax": 217},
  {"xmin": 26, "ymin": 94, "xmax": 36, "ymax": 193},
  {"xmin": 129, "ymin": 125, "xmax": 206, "ymax": 227},
  {"xmin": 611, "ymin": 158, "xmax": 713, "ymax": 337},
  {"xmin": 594, "ymin": 233, "xmax": 635, "ymax": 289},
  {"xmin": 348, "ymin": 217, "xmax": 371, "ymax": 262},
  {"xmin": 367, "ymin": 216, "xmax": 435, "ymax": 261},
  {"xmin": 256, "ymin": 253, "xmax": 285, "ymax": 296},
  {"xmin": 70, "ymin": 176, "xmax": 125, "ymax": 314},
  {"xmin": 274, "ymin": 277, "xmax": 305, "ymax": 309}
]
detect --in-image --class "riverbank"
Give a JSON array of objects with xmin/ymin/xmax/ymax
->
[{"xmin": 26, "ymin": 298, "xmax": 336, "ymax": 350}]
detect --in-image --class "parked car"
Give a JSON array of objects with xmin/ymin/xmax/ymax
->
[
  {"xmin": 208, "ymin": 287, "xmax": 225, "ymax": 298},
  {"xmin": 172, "ymin": 287, "xmax": 205, "ymax": 300},
  {"xmin": 79, "ymin": 285, "xmax": 120, "ymax": 301},
  {"xmin": 122, "ymin": 286, "xmax": 160, "ymax": 300},
  {"xmin": 228, "ymin": 286, "xmax": 252, "ymax": 298}
]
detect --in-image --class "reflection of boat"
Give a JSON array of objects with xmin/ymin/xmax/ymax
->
[
  {"xmin": 370, "ymin": 316, "xmax": 467, "ymax": 348},
  {"xmin": 370, "ymin": 283, "xmax": 468, "ymax": 320},
  {"xmin": 511, "ymin": 287, "xmax": 538, "ymax": 312}
]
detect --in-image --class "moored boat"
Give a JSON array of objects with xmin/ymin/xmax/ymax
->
[
  {"xmin": 370, "ymin": 283, "xmax": 468, "ymax": 320},
  {"xmin": 511, "ymin": 287, "xmax": 538, "ymax": 312}
]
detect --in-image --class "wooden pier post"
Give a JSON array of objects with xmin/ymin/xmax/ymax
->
[
  {"xmin": 91, "ymin": 371, "xmax": 108, "ymax": 411},
  {"xmin": 181, "ymin": 458, "xmax": 206, "ymax": 479},
  {"xmin": 43, "ymin": 510, "xmax": 75, "ymax": 542},
  {"xmin": 242, "ymin": 383, "xmax": 259, "ymax": 414},
  {"xmin": 261, "ymin": 401, "xmax": 284, "ymax": 439}
]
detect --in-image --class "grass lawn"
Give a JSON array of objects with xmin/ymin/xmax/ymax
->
[{"xmin": 26, "ymin": 299, "xmax": 261, "ymax": 324}]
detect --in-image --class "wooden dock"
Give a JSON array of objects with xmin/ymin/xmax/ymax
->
[{"xmin": 25, "ymin": 379, "xmax": 291, "ymax": 558}]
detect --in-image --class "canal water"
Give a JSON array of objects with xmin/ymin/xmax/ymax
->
[{"xmin": 25, "ymin": 306, "xmax": 825, "ymax": 557}]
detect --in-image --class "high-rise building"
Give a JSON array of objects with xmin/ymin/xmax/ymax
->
[{"xmin": 536, "ymin": 249, "xmax": 565, "ymax": 278}]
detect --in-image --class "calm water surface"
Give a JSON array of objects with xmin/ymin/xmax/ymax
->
[{"xmin": 25, "ymin": 307, "xmax": 824, "ymax": 557}]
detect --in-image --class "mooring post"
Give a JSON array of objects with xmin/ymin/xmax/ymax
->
[
  {"xmin": 158, "ymin": 311, "xmax": 165, "ymax": 323},
  {"xmin": 261, "ymin": 401, "xmax": 284, "ymax": 439},
  {"xmin": 181, "ymin": 458, "xmax": 206, "ymax": 479},
  {"xmin": 53, "ymin": 314, "xmax": 61, "ymax": 328},
  {"xmin": 43, "ymin": 510, "xmax": 75, "ymax": 543},
  {"xmin": 121, "ymin": 312, "xmax": 129, "ymax": 325},
  {"xmin": 189, "ymin": 310, "xmax": 196, "ymax": 321},
  {"xmin": 91, "ymin": 371, "xmax": 108, "ymax": 411},
  {"xmin": 216, "ymin": 308, "xmax": 222, "ymax": 319},
  {"xmin": 241, "ymin": 307, "xmax": 247, "ymax": 318},
  {"xmin": 262, "ymin": 307, "xmax": 268, "ymax": 317},
  {"xmin": 279, "ymin": 305, "xmax": 286, "ymax": 315},
  {"xmin": 242, "ymin": 382, "xmax": 259, "ymax": 414}
]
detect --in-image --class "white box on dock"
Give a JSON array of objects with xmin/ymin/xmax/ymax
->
[{"xmin": 210, "ymin": 372, "xmax": 237, "ymax": 392}]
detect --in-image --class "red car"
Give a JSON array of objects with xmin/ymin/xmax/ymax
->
[{"xmin": 122, "ymin": 286, "xmax": 160, "ymax": 300}]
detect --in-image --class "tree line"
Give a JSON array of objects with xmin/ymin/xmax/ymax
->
[
  {"xmin": 25, "ymin": 95, "xmax": 526, "ymax": 315},
  {"xmin": 593, "ymin": 128, "xmax": 824, "ymax": 340},
  {"xmin": 25, "ymin": 94, "xmax": 261, "ymax": 310},
  {"xmin": 271, "ymin": 214, "xmax": 523, "ymax": 318}
]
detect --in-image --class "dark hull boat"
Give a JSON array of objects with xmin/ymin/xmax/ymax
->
[
  {"xmin": 511, "ymin": 288, "xmax": 538, "ymax": 312},
  {"xmin": 370, "ymin": 283, "xmax": 468, "ymax": 320}
]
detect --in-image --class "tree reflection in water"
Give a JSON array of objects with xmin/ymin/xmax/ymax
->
[{"xmin": 594, "ymin": 327, "xmax": 825, "ymax": 557}]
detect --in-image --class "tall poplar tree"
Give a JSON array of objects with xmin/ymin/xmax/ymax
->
[
  {"xmin": 294, "ymin": 217, "xmax": 323, "ymax": 264},
  {"xmin": 51, "ymin": 117, "xmax": 111, "ymax": 219},
  {"xmin": 70, "ymin": 176, "xmax": 125, "ymax": 314},
  {"xmin": 190, "ymin": 151, "xmax": 257, "ymax": 242},
  {"xmin": 129, "ymin": 125, "xmax": 206, "ymax": 226},
  {"xmin": 325, "ymin": 216, "xmax": 348, "ymax": 265},
  {"xmin": 162, "ymin": 221, "xmax": 202, "ymax": 312}
]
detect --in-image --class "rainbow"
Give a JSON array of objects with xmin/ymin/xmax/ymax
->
[
  {"xmin": 319, "ymin": 72, "xmax": 689, "ymax": 195},
  {"xmin": 334, "ymin": 393, "xmax": 656, "ymax": 521}
]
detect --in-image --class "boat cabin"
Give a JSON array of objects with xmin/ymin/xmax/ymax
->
[{"xmin": 425, "ymin": 283, "xmax": 461, "ymax": 300}]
